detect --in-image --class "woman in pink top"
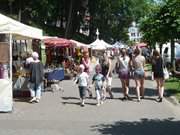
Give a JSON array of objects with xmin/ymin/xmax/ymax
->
[{"xmin": 81, "ymin": 51, "xmax": 92, "ymax": 97}]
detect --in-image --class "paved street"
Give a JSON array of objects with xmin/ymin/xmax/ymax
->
[{"xmin": 0, "ymin": 73, "xmax": 180, "ymax": 135}]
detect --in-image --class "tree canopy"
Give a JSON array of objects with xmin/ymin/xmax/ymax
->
[
  {"xmin": 140, "ymin": 0, "xmax": 180, "ymax": 63},
  {"xmin": 0, "ymin": 0, "xmax": 160, "ymax": 43}
]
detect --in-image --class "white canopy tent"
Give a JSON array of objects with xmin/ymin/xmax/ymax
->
[
  {"xmin": 0, "ymin": 13, "xmax": 43, "ymax": 40},
  {"xmin": 0, "ymin": 13, "xmax": 43, "ymax": 112},
  {"xmin": 112, "ymin": 41, "xmax": 127, "ymax": 49},
  {"xmin": 90, "ymin": 39, "xmax": 112, "ymax": 50}
]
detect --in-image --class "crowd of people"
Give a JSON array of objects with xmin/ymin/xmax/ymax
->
[
  {"xmin": 75, "ymin": 47, "xmax": 168, "ymax": 107},
  {"xmin": 27, "ymin": 47, "xmax": 180, "ymax": 106}
]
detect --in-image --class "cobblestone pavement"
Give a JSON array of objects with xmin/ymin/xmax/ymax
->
[{"xmin": 0, "ymin": 72, "xmax": 180, "ymax": 135}]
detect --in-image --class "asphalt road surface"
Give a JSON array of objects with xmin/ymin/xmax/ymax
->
[{"xmin": 0, "ymin": 73, "xmax": 180, "ymax": 135}]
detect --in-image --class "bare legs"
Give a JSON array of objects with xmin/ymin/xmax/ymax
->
[
  {"xmin": 121, "ymin": 79, "xmax": 130, "ymax": 100},
  {"xmin": 135, "ymin": 79, "xmax": 144, "ymax": 102},
  {"xmin": 155, "ymin": 78, "xmax": 164, "ymax": 102},
  {"xmin": 103, "ymin": 77, "xmax": 113, "ymax": 99}
]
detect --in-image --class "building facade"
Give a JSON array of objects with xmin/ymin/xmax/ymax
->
[{"xmin": 128, "ymin": 22, "xmax": 142, "ymax": 42}]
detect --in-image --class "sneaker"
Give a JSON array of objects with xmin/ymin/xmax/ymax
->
[
  {"xmin": 102, "ymin": 96, "xmax": 106, "ymax": 101},
  {"xmin": 35, "ymin": 98, "xmax": 40, "ymax": 103},
  {"xmin": 137, "ymin": 99, "xmax": 141, "ymax": 102},
  {"xmin": 96, "ymin": 103, "xmax": 100, "ymax": 106},
  {"xmin": 126, "ymin": 95, "xmax": 132, "ymax": 101},
  {"xmin": 81, "ymin": 102, "xmax": 85, "ymax": 107},
  {"xmin": 100, "ymin": 101, "xmax": 104, "ymax": 104},
  {"xmin": 122, "ymin": 96, "xmax": 128, "ymax": 101},
  {"xmin": 156, "ymin": 97, "xmax": 163, "ymax": 102},
  {"xmin": 29, "ymin": 97, "xmax": 36, "ymax": 103}
]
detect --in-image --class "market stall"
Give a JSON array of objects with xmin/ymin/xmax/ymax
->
[
  {"xmin": 43, "ymin": 37, "xmax": 76, "ymax": 81},
  {"xmin": 44, "ymin": 37, "xmax": 75, "ymax": 66},
  {"xmin": 0, "ymin": 13, "xmax": 43, "ymax": 112}
]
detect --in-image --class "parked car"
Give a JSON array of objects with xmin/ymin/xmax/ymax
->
[{"xmin": 162, "ymin": 42, "xmax": 180, "ymax": 67}]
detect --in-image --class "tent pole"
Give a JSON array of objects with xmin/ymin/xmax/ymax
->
[{"xmin": 9, "ymin": 33, "xmax": 12, "ymax": 82}]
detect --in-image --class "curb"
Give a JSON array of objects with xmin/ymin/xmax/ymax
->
[{"xmin": 166, "ymin": 96, "xmax": 179, "ymax": 105}]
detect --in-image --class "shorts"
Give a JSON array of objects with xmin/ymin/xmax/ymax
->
[
  {"xmin": 134, "ymin": 69, "xmax": 145, "ymax": 79},
  {"xmin": 95, "ymin": 81, "xmax": 103, "ymax": 90},
  {"xmin": 103, "ymin": 77, "xmax": 112, "ymax": 88},
  {"xmin": 78, "ymin": 86, "xmax": 87, "ymax": 99},
  {"xmin": 119, "ymin": 69, "xmax": 129, "ymax": 80}
]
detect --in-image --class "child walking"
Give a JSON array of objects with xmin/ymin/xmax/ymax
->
[
  {"xmin": 76, "ymin": 64, "xmax": 89, "ymax": 107},
  {"xmin": 92, "ymin": 64, "xmax": 105, "ymax": 106}
]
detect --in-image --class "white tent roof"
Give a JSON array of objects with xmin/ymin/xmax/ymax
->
[
  {"xmin": 90, "ymin": 39, "xmax": 112, "ymax": 50},
  {"xmin": 112, "ymin": 41, "xmax": 127, "ymax": 48},
  {"xmin": 0, "ymin": 13, "xmax": 43, "ymax": 39}
]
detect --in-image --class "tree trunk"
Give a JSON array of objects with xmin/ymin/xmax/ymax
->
[
  {"xmin": 159, "ymin": 43, "xmax": 163, "ymax": 55},
  {"xmin": 65, "ymin": 0, "xmax": 74, "ymax": 38},
  {"xmin": 18, "ymin": 0, "xmax": 22, "ymax": 22},
  {"xmin": 170, "ymin": 39, "xmax": 175, "ymax": 67},
  {"xmin": 9, "ymin": 1, "xmax": 12, "ymax": 15}
]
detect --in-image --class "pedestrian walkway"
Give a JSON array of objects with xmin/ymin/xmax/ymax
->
[{"xmin": 0, "ymin": 73, "xmax": 180, "ymax": 135}]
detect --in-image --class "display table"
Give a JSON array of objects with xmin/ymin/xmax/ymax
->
[
  {"xmin": 46, "ymin": 68, "xmax": 64, "ymax": 81},
  {"xmin": 44, "ymin": 68, "xmax": 64, "ymax": 92}
]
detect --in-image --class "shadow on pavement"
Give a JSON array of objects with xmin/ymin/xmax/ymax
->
[
  {"xmin": 91, "ymin": 118, "xmax": 180, "ymax": 135},
  {"xmin": 61, "ymin": 96, "xmax": 97, "ymax": 106},
  {"xmin": 112, "ymin": 87, "xmax": 157, "ymax": 99},
  {"xmin": 13, "ymin": 98, "xmax": 30, "ymax": 103},
  {"xmin": 62, "ymin": 101, "xmax": 96, "ymax": 106},
  {"xmin": 61, "ymin": 96, "xmax": 80, "ymax": 100}
]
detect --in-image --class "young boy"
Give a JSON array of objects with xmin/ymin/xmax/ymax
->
[
  {"xmin": 92, "ymin": 64, "xmax": 105, "ymax": 106},
  {"xmin": 75, "ymin": 64, "xmax": 89, "ymax": 107}
]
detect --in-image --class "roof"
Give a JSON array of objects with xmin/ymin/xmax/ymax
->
[
  {"xmin": 0, "ymin": 13, "xmax": 43, "ymax": 39},
  {"xmin": 44, "ymin": 37, "xmax": 75, "ymax": 48}
]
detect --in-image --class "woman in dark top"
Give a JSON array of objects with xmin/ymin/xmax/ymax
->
[
  {"xmin": 29, "ymin": 52, "xmax": 44, "ymax": 103},
  {"xmin": 151, "ymin": 50, "xmax": 164, "ymax": 102},
  {"xmin": 100, "ymin": 52, "xmax": 113, "ymax": 99}
]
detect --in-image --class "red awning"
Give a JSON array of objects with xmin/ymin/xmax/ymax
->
[
  {"xmin": 44, "ymin": 38, "xmax": 75, "ymax": 48},
  {"xmin": 135, "ymin": 42, "xmax": 147, "ymax": 48}
]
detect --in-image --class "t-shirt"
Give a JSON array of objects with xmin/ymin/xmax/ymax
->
[
  {"xmin": 132, "ymin": 55, "xmax": 145, "ymax": 70},
  {"xmin": 118, "ymin": 55, "xmax": 130, "ymax": 70},
  {"xmin": 77, "ymin": 72, "xmax": 89, "ymax": 87},
  {"xmin": 92, "ymin": 73, "xmax": 105, "ymax": 90}
]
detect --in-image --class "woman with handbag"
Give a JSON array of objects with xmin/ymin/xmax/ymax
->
[{"xmin": 151, "ymin": 50, "xmax": 164, "ymax": 102}]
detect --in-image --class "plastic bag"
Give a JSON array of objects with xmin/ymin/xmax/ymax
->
[{"xmin": 163, "ymin": 67, "xmax": 169, "ymax": 80}]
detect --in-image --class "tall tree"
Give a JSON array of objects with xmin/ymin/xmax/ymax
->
[{"xmin": 140, "ymin": 0, "xmax": 180, "ymax": 64}]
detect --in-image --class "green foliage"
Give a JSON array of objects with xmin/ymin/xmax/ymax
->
[
  {"xmin": 89, "ymin": 0, "xmax": 152, "ymax": 42},
  {"xmin": 140, "ymin": 0, "xmax": 180, "ymax": 46},
  {"xmin": 0, "ymin": 0, "xmax": 159, "ymax": 42},
  {"xmin": 165, "ymin": 77, "xmax": 180, "ymax": 101}
]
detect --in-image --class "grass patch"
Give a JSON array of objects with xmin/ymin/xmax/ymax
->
[
  {"xmin": 145, "ymin": 64, "xmax": 152, "ymax": 71},
  {"xmin": 165, "ymin": 77, "xmax": 180, "ymax": 101}
]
